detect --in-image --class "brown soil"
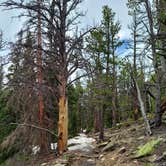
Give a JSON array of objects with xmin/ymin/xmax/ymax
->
[{"xmin": 4, "ymin": 119, "xmax": 166, "ymax": 166}]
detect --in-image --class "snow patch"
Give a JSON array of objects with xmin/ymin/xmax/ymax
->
[
  {"xmin": 50, "ymin": 133, "xmax": 96, "ymax": 153},
  {"xmin": 68, "ymin": 133, "xmax": 95, "ymax": 152},
  {"xmin": 32, "ymin": 145, "xmax": 40, "ymax": 155},
  {"xmin": 51, "ymin": 143, "xmax": 57, "ymax": 150}
]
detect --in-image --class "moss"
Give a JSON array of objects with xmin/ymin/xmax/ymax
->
[
  {"xmin": 135, "ymin": 139, "xmax": 161, "ymax": 158},
  {"xmin": 142, "ymin": 163, "xmax": 153, "ymax": 166}
]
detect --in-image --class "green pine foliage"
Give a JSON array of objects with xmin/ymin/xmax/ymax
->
[{"xmin": 0, "ymin": 89, "xmax": 16, "ymax": 144}]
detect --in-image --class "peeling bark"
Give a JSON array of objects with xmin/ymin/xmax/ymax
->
[
  {"xmin": 57, "ymin": 77, "xmax": 68, "ymax": 154},
  {"xmin": 134, "ymin": 78, "xmax": 152, "ymax": 135},
  {"xmin": 37, "ymin": 0, "xmax": 48, "ymax": 153}
]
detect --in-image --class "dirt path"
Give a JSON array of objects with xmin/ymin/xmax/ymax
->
[{"xmin": 39, "ymin": 121, "xmax": 166, "ymax": 166}]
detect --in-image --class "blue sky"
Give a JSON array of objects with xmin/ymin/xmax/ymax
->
[{"xmin": 0, "ymin": 0, "xmax": 131, "ymax": 42}]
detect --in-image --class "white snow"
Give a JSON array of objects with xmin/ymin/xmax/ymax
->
[
  {"xmin": 68, "ymin": 133, "xmax": 95, "ymax": 152},
  {"xmin": 51, "ymin": 143, "xmax": 57, "ymax": 150},
  {"xmin": 50, "ymin": 133, "xmax": 96, "ymax": 153},
  {"xmin": 32, "ymin": 145, "xmax": 40, "ymax": 155}
]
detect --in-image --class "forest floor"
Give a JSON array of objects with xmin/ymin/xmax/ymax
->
[
  {"xmin": 38, "ymin": 118, "xmax": 166, "ymax": 166},
  {"xmin": 4, "ymin": 118, "xmax": 166, "ymax": 166}
]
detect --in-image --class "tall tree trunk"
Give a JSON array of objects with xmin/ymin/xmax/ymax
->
[
  {"xmin": 134, "ymin": 78, "xmax": 152, "ymax": 135},
  {"xmin": 157, "ymin": 0, "xmax": 166, "ymax": 81},
  {"xmin": 94, "ymin": 110, "xmax": 100, "ymax": 132},
  {"xmin": 37, "ymin": 0, "xmax": 48, "ymax": 153},
  {"xmin": 133, "ymin": 20, "xmax": 139, "ymax": 120},
  {"xmin": 144, "ymin": 0, "xmax": 161, "ymax": 126},
  {"xmin": 112, "ymin": 48, "xmax": 117, "ymax": 126},
  {"xmin": 99, "ymin": 105, "xmax": 104, "ymax": 141},
  {"xmin": 57, "ymin": 76, "xmax": 68, "ymax": 154}
]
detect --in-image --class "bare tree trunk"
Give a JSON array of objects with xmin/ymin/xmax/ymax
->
[
  {"xmin": 112, "ymin": 49, "xmax": 117, "ymax": 126},
  {"xmin": 144, "ymin": 0, "xmax": 162, "ymax": 126},
  {"xmin": 134, "ymin": 78, "xmax": 152, "ymax": 135},
  {"xmin": 94, "ymin": 110, "xmax": 100, "ymax": 132},
  {"xmin": 99, "ymin": 105, "xmax": 104, "ymax": 141},
  {"xmin": 57, "ymin": 76, "xmax": 68, "ymax": 154},
  {"xmin": 112, "ymin": 93, "xmax": 117, "ymax": 126},
  {"xmin": 133, "ymin": 20, "xmax": 139, "ymax": 121},
  {"xmin": 37, "ymin": 0, "xmax": 48, "ymax": 153}
]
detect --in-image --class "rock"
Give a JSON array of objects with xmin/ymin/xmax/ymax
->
[
  {"xmin": 101, "ymin": 157, "xmax": 105, "ymax": 162},
  {"xmin": 99, "ymin": 154, "xmax": 104, "ymax": 159},
  {"xmin": 154, "ymin": 153, "xmax": 166, "ymax": 162},
  {"xmin": 102, "ymin": 142, "xmax": 116, "ymax": 152},
  {"xmin": 97, "ymin": 141, "xmax": 108, "ymax": 148},
  {"xmin": 60, "ymin": 159, "xmax": 68, "ymax": 164},
  {"xmin": 118, "ymin": 147, "xmax": 126, "ymax": 154},
  {"xmin": 148, "ymin": 154, "xmax": 157, "ymax": 162},
  {"xmin": 54, "ymin": 164, "xmax": 66, "ymax": 166},
  {"xmin": 87, "ymin": 159, "xmax": 95, "ymax": 165},
  {"xmin": 128, "ymin": 128, "xmax": 136, "ymax": 132},
  {"xmin": 41, "ymin": 163, "xmax": 47, "ymax": 166},
  {"xmin": 137, "ymin": 136, "xmax": 145, "ymax": 140},
  {"xmin": 53, "ymin": 159, "xmax": 68, "ymax": 166}
]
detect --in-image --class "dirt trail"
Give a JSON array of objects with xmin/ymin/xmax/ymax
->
[
  {"xmin": 69, "ymin": 121, "xmax": 166, "ymax": 166},
  {"xmin": 32, "ymin": 121, "xmax": 166, "ymax": 166}
]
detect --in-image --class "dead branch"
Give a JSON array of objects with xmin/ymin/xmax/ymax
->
[{"xmin": 10, "ymin": 122, "xmax": 57, "ymax": 137}]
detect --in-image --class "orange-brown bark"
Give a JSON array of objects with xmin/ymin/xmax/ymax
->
[
  {"xmin": 37, "ymin": 0, "xmax": 48, "ymax": 153},
  {"xmin": 57, "ymin": 96, "xmax": 68, "ymax": 154},
  {"xmin": 57, "ymin": 77, "xmax": 68, "ymax": 154}
]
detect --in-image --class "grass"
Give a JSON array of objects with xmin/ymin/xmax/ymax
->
[{"xmin": 135, "ymin": 138, "xmax": 161, "ymax": 158}]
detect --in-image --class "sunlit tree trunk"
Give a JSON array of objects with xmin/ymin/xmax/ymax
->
[{"xmin": 57, "ymin": 75, "xmax": 68, "ymax": 154}]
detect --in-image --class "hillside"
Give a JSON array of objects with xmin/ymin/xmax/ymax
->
[{"xmin": 4, "ymin": 119, "xmax": 166, "ymax": 166}]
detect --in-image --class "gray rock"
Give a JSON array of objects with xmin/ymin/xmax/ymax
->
[
  {"xmin": 87, "ymin": 159, "xmax": 95, "ymax": 165},
  {"xmin": 154, "ymin": 153, "xmax": 166, "ymax": 162},
  {"xmin": 118, "ymin": 147, "xmax": 126, "ymax": 154},
  {"xmin": 102, "ymin": 142, "xmax": 116, "ymax": 152}
]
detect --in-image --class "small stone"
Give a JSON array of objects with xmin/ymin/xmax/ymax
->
[
  {"xmin": 101, "ymin": 157, "xmax": 105, "ymax": 162},
  {"xmin": 118, "ymin": 147, "xmax": 126, "ymax": 154},
  {"xmin": 129, "ymin": 128, "xmax": 136, "ymax": 132},
  {"xmin": 97, "ymin": 141, "xmax": 108, "ymax": 148},
  {"xmin": 149, "ymin": 154, "xmax": 157, "ymax": 162},
  {"xmin": 60, "ymin": 159, "xmax": 68, "ymax": 164},
  {"xmin": 41, "ymin": 163, "xmax": 47, "ymax": 166},
  {"xmin": 110, "ymin": 157, "xmax": 115, "ymax": 160},
  {"xmin": 99, "ymin": 154, "xmax": 104, "ymax": 159},
  {"xmin": 154, "ymin": 153, "xmax": 166, "ymax": 162},
  {"xmin": 137, "ymin": 136, "xmax": 145, "ymax": 140},
  {"xmin": 54, "ymin": 164, "xmax": 66, "ymax": 166},
  {"xmin": 87, "ymin": 159, "xmax": 95, "ymax": 164},
  {"xmin": 102, "ymin": 142, "xmax": 116, "ymax": 152}
]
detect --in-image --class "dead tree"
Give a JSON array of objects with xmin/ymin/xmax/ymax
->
[
  {"xmin": 133, "ymin": 78, "xmax": 152, "ymax": 135},
  {"xmin": 36, "ymin": 0, "xmax": 48, "ymax": 153},
  {"xmin": 144, "ymin": 0, "xmax": 162, "ymax": 126},
  {"xmin": 1, "ymin": 0, "xmax": 92, "ymax": 154}
]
